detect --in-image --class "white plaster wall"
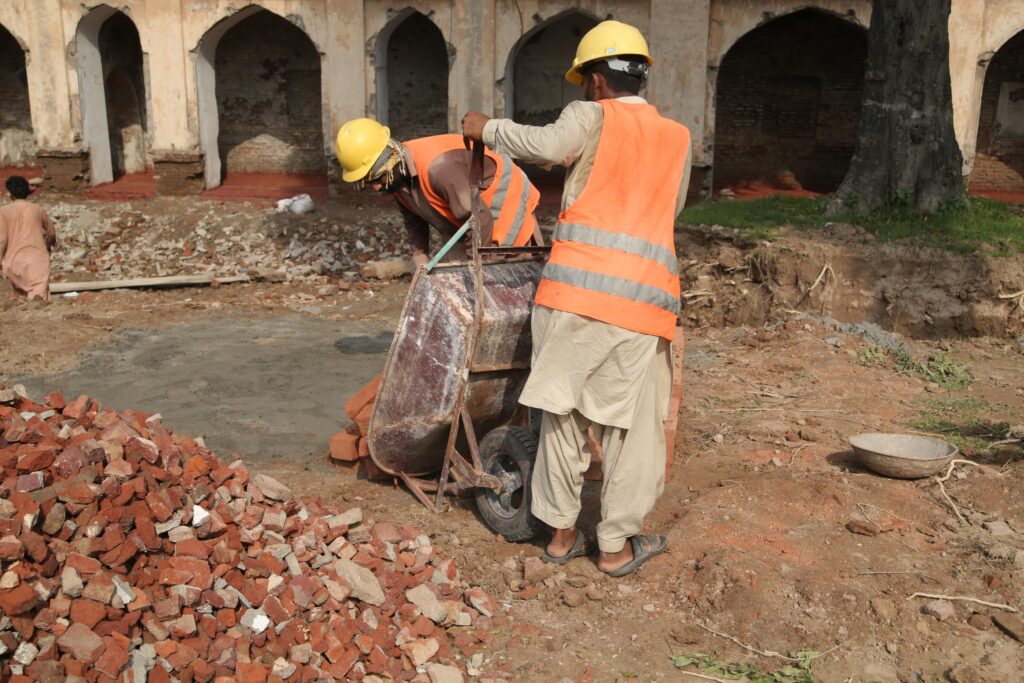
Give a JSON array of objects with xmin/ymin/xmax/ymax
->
[
  {"xmin": 953, "ymin": 0, "xmax": 1024, "ymax": 173},
  {"xmin": 5, "ymin": 0, "xmax": 1023, "ymax": 187},
  {"xmin": 0, "ymin": 2, "xmax": 75, "ymax": 150}
]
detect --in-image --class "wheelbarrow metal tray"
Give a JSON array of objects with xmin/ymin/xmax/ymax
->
[{"xmin": 368, "ymin": 258, "xmax": 542, "ymax": 476}]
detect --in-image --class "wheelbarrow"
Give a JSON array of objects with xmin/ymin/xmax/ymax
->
[{"xmin": 365, "ymin": 141, "xmax": 548, "ymax": 541}]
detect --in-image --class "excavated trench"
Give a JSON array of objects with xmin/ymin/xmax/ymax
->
[{"xmin": 676, "ymin": 223, "xmax": 1024, "ymax": 339}]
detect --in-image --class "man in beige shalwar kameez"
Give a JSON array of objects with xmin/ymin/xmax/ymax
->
[
  {"xmin": 463, "ymin": 21, "xmax": 691, "ymax": 576},
  {"xmin": 0, "ymin": 176, "xmax": 56, "ymax": 301}
]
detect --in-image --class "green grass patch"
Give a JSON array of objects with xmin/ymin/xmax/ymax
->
[
  {"xmin": 858, "ymin": 343, "xmax": 971, "ymax": 390},
  {"xmin": 670, "ymin": 651, "xmax": 818, "ymax": 683},
  {"xmin": 912, "ymin": 396, "xmax": 1014, "ymax": 451},
  {"xmin": 892, "ymin": 344, "xmax": 972, "ymax": 390},
  {"xmin": 677, "ymin": 196, "xmax": 1024, "ymax": 254}
]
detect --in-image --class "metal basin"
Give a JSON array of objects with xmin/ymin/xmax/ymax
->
[{"xmin": 849, "ymin": 433, "xmax": 958, "ymax": 479}]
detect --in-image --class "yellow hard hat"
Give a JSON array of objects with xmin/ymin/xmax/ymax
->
[
  {"xmin": 335, "ymin": 118, "xmax": 391, "ymax": 183},
  {"xmin": 565, "ymin": 20, "xmax": 653, "ymax": 86}
]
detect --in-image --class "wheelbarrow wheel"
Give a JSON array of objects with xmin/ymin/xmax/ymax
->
[{"xmin": 475, "ymin": 425, "xmax": 543, "ymax": 542}]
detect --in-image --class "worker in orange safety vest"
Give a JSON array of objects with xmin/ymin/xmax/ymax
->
[
  {"xmin": 335, "ymin": 119, "xmax": 541, "ymax": 267},
  {"xmin": 462, "ymin": 20, "xmax": 692, "ymax": 577}
]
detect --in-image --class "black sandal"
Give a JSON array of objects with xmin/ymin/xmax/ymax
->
[
  {"xmin": 600, "ymin": 534, "xmax": 668, "ymax": 577},
  {"xmin": 540, "ymin": 530, "xmax": 591, "ymax": 564}
]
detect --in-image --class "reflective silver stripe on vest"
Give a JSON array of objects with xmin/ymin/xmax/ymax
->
[
  {"xmin": 541, "ymin": 262, "xmax": 681, "ymax": 315},
  {"xmin": 553, "ymin": 221, "xmax": 678, "ymax": 275},
  {"xmin": 489, "ymin": 155, "xmax": 514, "ymax": 220},
  {"xmin": 501, "ymin": 167, "xmax": 532, "ymax": 246}
]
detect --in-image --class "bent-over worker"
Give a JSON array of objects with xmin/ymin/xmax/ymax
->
[
  {"xmin": 0, "ymin": 176, "xmax": 56, "ymax": 301},
  {"xmin": 462, "ymin": 20, "xmax": 691, "ymax": 576},
  {"xmin": 335, "ymin": 119, "xmax": 541, "ymax": 267}
]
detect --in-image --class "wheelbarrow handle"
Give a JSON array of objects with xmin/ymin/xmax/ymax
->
[{"xmin": 469, "ymin": 139, "xmax": 484, "ymax": 192}]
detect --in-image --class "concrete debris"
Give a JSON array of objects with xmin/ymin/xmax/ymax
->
[
  {"xmin": 45, "ymin": 199, "xmax": 410, "ymax": 287},
  {"xmin": 0, "ymin": 383, "xmax": 497, "ymax": 680}
]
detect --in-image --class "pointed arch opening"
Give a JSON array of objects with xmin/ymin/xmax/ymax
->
[
  {"xmin": 0, "ymin": 23, "xmax": 33, "ymax": 167},
  {"xmin": 506, "ymin": 10, "xmax": 598, "ymax": 123},
  {"xmin": 77, "ymin": 7, "xmax": 149, "ymax": 186},
  {"xmin": 505, "ymin": 10, "xmax": 599, "ymax": 204},
  {"xmin": 713, "ymin": 9, "xmax": 867, "ymax": 196},
  {"xmin": 196, "ymin": 6, "xmax": 325, "ymax": 192},
  {"xmin": 375, "ymin": 10, "xmax": 448, "ymax": 139},
  {"xmin": 970, "ymin": 29, "xmax": 1024, "ymax": 198}
]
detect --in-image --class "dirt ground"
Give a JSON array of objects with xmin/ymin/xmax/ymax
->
[{"xmin": 2, "ymin": 194, "xmax": 1023, "ymax": 682}]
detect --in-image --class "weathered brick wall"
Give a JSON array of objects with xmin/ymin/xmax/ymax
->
[
  {"xmin": 713, "ymin": 10, "xmax": 866, "ymax": 193},
  {"xmin": 215, "ymin": 11, "xmax": 325, "ymax": 175},
  {"xmin": 970, "ymin": 30, "xmax": 1024, "ymax": 193},
  {"xmin": 513, "ymin": 12, "xmax": 597, "ymax": 125},
  {"xmin": 386, "ymin": 12, "xmax": 448, "ymax": 140},
  {"xmin": 0, "ymin": 25, "xmax": 34, "ymax": 166},
  {"xmin": 99, "ymin": 13, "xmax": 148, "ymax": 176}
]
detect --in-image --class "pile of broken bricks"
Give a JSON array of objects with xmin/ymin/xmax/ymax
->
[{"xmin": 0, "ymin": 384, "xmax": 501, "ymax": 682}]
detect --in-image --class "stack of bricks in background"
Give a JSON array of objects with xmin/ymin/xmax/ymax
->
[
  {"xmin": 0, "ymin": 384, "xmax": 499, "ymax": 681},
  {"xmin": 329, "ymin": 375, "xmax": 391, "ymax": 481}
]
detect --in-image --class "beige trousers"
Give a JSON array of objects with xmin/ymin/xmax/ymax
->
[{"xmin": 529, "ymin": 341, "xmax": 668, "ymax": 553}]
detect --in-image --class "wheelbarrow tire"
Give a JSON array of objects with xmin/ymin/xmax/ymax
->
[{"xmin": 475, "ymin": 425, "xmax": 544, "ymax": 542}]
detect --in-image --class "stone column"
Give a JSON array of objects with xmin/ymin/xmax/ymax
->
[
  {"xmin": 25, "ymin": 1, "xmax": 86, "ymax": 192},
  {"xmin": 947, "ymin": 0, "xmax": 987, "ymax": 176},
  {"xmin": 146, "ymin": 0, "xmax": 203, "ymax": 195},
  {"xmin": 450, "ymin": 0, "xmax": 495, "ymax": 126},
  {"xmin": 646, "ymin": 0, "xmax": 711, "ymax": 200},
  {"xmin": 325, "ymin": 0, "xmax": 366, "ymax": 190}
]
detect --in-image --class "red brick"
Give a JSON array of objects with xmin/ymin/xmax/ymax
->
[
  {"xmin": 0, "ymin": 534, "xmax": 24, "ymax": 559},
  {"xmin": 328, "ymin": 430, "xmax": 359, "ymax": 462},
  {"xmin": 343, "ymin": 375, "xmax": 380, "ymax": 424},
  {"xmin": 62, "ymin": 395, "xmax": 95, "ymax": 420},
  {"xmin": 235, "ymin": 662, "xmax": 268, "ymax": 683},
  {"xmin": 55, "ymin": 480, "xmax": 96, "ymax": 504},
  {"xmin": 145, "ymin": 490, "xmax": 174, "ymax": 522},
  {"xmin": 0, "ymin": 583, "xmax": 40, "ymax": 615},
  {"xmin": 57, "ymin": 623, "xmax": 105, "ymax": 663},
  {"xmin": 43, "ymin": 391, "xmax": 66, "ymax": 409},
  {"xmin": 69, "ymin": 599, "xmax": 108, "ymax": 629},
  {"xmin": 175, "ymin": 538, "xmax": 210, "ymax": 560},
  {"xmin": 94, "ymin": 638, "xmax": 129, "ymax": 678}
]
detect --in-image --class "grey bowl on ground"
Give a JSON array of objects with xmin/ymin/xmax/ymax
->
[{"xmin": 849, "ymin": 433, "xmax": 958, "ymax": 479}]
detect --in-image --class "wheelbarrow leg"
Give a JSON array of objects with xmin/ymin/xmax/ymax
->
[
  {"xmin": 434, "ymin": 415, "xmax": 461, "ymax": 511},
  {"xmin": 399, "ymin": 472, "xmax": 437, "ymax": 513},
  {"xmin": 461, "ymin": 405, "xmax": 484, "ymax": 471}
]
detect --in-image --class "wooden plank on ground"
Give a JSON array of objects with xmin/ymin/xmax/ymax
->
[{"xmin": 51, "ymin": 274, "xmax": 250, "ymax": 294}]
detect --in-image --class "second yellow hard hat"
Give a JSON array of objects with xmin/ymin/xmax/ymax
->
[{"xmin": 335, "ymin": 118, "xmax": 391, "ymax": 183}]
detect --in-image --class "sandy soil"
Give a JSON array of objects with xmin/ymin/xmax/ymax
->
[{"xmin": 2, "ymin": 194, "xmax": 1023, "ymax": 682}]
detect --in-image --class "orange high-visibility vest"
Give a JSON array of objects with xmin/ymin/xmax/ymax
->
[
  {"xmin": 534, "ymin": 100, "xmax": 690, "ymax": 341},
  {"xmin": 402, "ymin": 135, "xmax": 540, "ymax": 247}
]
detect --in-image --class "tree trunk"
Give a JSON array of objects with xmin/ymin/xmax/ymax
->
[{"xmin": 828, "ymin": 0, "xmax": 965, "ymax": 214}]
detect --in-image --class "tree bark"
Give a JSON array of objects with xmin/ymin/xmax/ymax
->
[{"xmin": 828, "ymin": 0, "xmax": 965, "ymax": 214}]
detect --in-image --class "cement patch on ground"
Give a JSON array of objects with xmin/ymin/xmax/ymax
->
[{"xmin": 14, "ymin": 315, "xmax": 392, "ymax": 465}]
